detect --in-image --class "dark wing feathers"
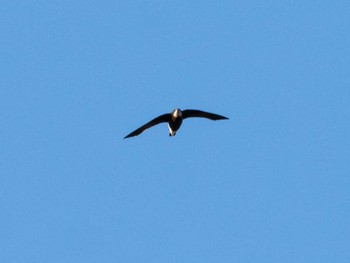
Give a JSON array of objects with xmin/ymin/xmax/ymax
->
[
  {"xmin": 182, "ymin": 109, "xmax": 228, "ymax": 120},
  {"xmin": 124, "ymin": 113, "xmax": 171, "ymax": 139}
]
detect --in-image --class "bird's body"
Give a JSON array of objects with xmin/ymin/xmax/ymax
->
[
  {"xmin": 168, "ymin": 109, "xmax": 183, "ymax": 136},
  {"xmin": 124, "ymin": 108, "xmax": 228, "ymax": 139}
]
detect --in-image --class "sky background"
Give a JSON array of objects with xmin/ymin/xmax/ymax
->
[{"xmin": 1, "ymin": 1, "xmax": 350, "ymax": 262}]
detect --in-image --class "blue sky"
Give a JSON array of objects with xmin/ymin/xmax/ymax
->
[{"xmin": 1, "ymin": 1, "xmax": 350, "ymax": 262}]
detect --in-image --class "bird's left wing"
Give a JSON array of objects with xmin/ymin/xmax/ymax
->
[
  {"xmin": 124, "ymin": 113, "xmax": 171, "ymax": 138},
  {"xmin": 182, "ymin": 109, "xmax": 228, "ymax": 120}
]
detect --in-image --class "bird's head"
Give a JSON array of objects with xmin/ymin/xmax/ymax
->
[{"xmin": 172, "ymin": 108, "xmax": 182, "ymax": 118}]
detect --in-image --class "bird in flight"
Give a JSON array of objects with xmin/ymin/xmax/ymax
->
[{"xmin": 124, "ymin": 108, "xmax": 228, "ymax": 138}]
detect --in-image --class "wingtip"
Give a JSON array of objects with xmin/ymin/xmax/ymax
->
[{"xmin": 217, "ymin": 116, "xmax": 229, "ymax": 120}]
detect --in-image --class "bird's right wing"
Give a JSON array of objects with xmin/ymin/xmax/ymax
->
[
  {"xmin": 124, "ymin": 113, "xmax": 171, "ymax": 138},
  {"xmin": 182, "ymin": 109, "xmax": 228, "ymax": 120}
]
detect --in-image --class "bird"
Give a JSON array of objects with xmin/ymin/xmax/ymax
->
[{"xmin": 124, "ymin": 108, "xmax": 228, "ymax": 139}]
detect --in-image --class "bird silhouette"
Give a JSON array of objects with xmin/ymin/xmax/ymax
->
[{"xmin": 124, "ymin": 108, "xmax": 228, "ymax": 138}]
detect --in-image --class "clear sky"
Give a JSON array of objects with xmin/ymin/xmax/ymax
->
[{"xmin": 1, "ymin": 1, "xmax": 349, "ymax": 262}]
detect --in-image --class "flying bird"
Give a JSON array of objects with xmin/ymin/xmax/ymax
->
[{"xmin": 124, "ymin": 108, "xmax": 228, "ymax": 139}]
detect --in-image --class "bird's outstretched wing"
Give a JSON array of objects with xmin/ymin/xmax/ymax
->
[
  {"xmin": 124, "ymin": 113, "xmax": 171, "ymax": 139},
  {"xmin": 182, "ymin": 109, "xmax": 228, "ymax": 120}
]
